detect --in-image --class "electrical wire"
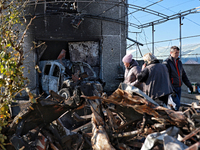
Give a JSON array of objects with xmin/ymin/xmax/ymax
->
[
  {"xmin": 129, "ymin": 13, "xmax": 151, "ymax": 52},
  {"xmin": 128, "ymin": 0, "xmax": 200, "ymax": 55},
  {"xmin": 143, "ymin": 34, "xmax": 200, "ymax": 45},
  {"xmin": 129, "ymin": 33, "xmax": 200, "ymax": 56},
  {"xmin": 149, "ymin": 0, "xmax": 194, "ymax": 13},
  {"xmin": 145, "ymin": 0, "xmax": 200, "ymax": 27},
  {"xmin": 134, "ymin": 0, "xmax": 192, "ymax": 20},
  {"xmin": 118, "ymin": 0, "xmax": 163, "ymax": 20}
]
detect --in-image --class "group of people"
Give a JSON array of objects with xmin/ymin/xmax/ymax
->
[{"xmin": 122, "ymin": 46, "xmax": 193, "ymax": 111}]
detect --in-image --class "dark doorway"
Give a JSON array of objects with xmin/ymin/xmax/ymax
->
[{"xmin": 40, "ymin": 41, "xmax": 70, "ymax": 60}]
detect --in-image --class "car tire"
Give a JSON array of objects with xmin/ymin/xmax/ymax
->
[{"xmin": 58, "ymin": 88, "xmax": 71, "ymax": 100}]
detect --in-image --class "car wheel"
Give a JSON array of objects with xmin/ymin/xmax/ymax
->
[{"xmin": 58, "ymin": 88, "xmax": 71, "ymax": 100}]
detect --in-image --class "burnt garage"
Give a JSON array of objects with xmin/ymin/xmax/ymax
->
[
  {"xmin": 23, "ymin": 0, "xmax": 127, "ymax": 95},
  {"xmin": 39, "ymin": 41, "xmax": 100, "ymax": 76}
]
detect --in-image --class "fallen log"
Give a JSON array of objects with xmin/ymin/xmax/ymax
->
[
  {"xmin": 83, "ymin": 88, "xmax": 189, "ymax": 128},
  {"xmin": 91, "ymin": 113, "xmax": 116, "ymax": 150}
]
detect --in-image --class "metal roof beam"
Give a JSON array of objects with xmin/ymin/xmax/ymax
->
[
  {"xmin": 138, "ymin": 6, "xmax": 200, "ymax": 28},
  {"xmin": 28, "ymin": 1, "xmax": 167, "ymax": 18},
  {"xmin": 126, "ymin": 3, "xmax": 168, "ymax": 18},
  {"xmin": 127, "ymin": 37, "xmax": 143, "ymax": 46},
  {"xmin": 118, "ymin": 0, "xmax": 163, "ymax": 20}
]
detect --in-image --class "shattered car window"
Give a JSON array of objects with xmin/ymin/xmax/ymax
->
[
  {"xmin": 53, "ymin": 65, "xmax": 60, "ymax": 77},
  {"xmin": 44, "ymin": 65, "xmax": 51, "ymax": 75}
]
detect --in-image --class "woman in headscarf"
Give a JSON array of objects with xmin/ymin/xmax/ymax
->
[{"xmin": 122, "ymin": 53, "xmax": 143, "ymax": 91}]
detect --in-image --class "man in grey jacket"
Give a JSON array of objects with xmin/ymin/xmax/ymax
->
[
  {"xmin": 163, "ymin": 46, "xmax": 193, "ymax": 110},
  {"xmin": 122, "ymin": 53, "xmax": 143, "ymax": 91}
]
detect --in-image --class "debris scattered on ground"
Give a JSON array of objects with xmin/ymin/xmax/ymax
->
[{"xmin": 4, "ymin": 83, "xmax": 200, "ymax": 150}]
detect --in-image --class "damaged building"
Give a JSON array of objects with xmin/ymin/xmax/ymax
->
[
  {"xmin": 5, "ymin": 0, "xmax": 200, "ymax": 149},
  {"xmin": 23, "ymin": 0, "xmax": 128, "ymax": 95}
]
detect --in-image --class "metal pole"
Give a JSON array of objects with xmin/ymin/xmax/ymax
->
[
  {"xmin": 137, "ymin": 44, "xmax": 143, "ymax": 57},
  {"xmin": 179, "ymin": 15, "xmax": 182, "ymax": 59},
  {"xmin": 152, "ymin": 23, "xmax": 154, "ymax": 55},
  {"xmin": 136, "ymin": 33, "xmax": 137, "ymax": 60}
]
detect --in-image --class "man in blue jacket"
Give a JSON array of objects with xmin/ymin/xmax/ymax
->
[{"xmin": 163, "ymin": 46, "xmax": 193, "ymax": 110}]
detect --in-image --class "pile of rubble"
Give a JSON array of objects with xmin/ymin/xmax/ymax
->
[{"xmin": 4, "ymin": 83, "xmax": 200, "ymax": 150}]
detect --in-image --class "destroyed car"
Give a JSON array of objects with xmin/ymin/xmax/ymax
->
[{"xmin": 39, "ymin": 59, "xmax": 103, "ymax": 100}]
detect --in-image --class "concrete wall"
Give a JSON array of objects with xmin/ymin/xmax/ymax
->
[
  {"xmin": 16, "ymin": 25, "xmax": 37, "ymax": 97},
  {"xmin": 23, "ymin": 36, "xmax": 37, "ymax": 94},
  {"xmin": 23, "ymin": 0, "xmax": 127, "ymax": 94},
  {"xmin": 181, "ymin": 64, "xmax": 200, "ymax": 104}
]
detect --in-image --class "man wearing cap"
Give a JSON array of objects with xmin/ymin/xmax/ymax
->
[
  {"xmin": 122, "ymin": 53, "xmax": 143, "ymax": 91},
  {"xmin": 163, "ymin": 46, "xmax": 193, "ymax": 110},
  {"xmin": 136, "ymin": 53, "xmax": 173, "ymax": 105}
]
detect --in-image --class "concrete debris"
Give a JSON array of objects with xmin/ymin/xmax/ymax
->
[{"xmin": 4, "ymin": 83, "xmax": 200, "ymax": 150}]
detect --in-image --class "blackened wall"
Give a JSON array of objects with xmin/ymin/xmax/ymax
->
[{"xmin": 24, "ymin": 0, "xmax": 127, "ymax": 93}]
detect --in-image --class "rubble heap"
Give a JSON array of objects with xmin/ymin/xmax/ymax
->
[{"xmin": 4, "ymin": 83, "xmax": 200, "ymax": 150}]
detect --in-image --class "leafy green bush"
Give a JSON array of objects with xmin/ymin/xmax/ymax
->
[{"xmin": 0, "ymin": 0, "xmax": 35, "ymax": 149}]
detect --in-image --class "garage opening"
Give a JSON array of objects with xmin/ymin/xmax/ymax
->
[{"xmin": 38, "ymin": 40, "xmax": 100, "ymax": 77}]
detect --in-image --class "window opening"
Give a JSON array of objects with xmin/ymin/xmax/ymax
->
[
  {"xmin": 44, "ymin": 65, "xmax": 51, "ymax": 75},
  {"xmin": 53, "ymin": 65, "xmax": 60, "ymax": 77}
]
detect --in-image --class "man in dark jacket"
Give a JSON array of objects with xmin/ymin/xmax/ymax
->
[
  {"xmin": 122, "ymin": 53, "xmax": 143, "ymax": 91},
  {"xmin": 163, "ymin": 46, "xmax": 193, "ymax": 110},
  {"xmin": 136, "ymin": 53, "xmax": 173, "ymax": 105}
]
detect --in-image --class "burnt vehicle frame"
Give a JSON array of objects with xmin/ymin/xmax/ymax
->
[{"xmin": 39, "ymin": 59, "xmax": 104, "ymax": 100}]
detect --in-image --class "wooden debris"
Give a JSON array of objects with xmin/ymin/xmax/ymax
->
[{"xmin": 6, "ymin": 84, "xmax": 200, "ymax": 149}]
